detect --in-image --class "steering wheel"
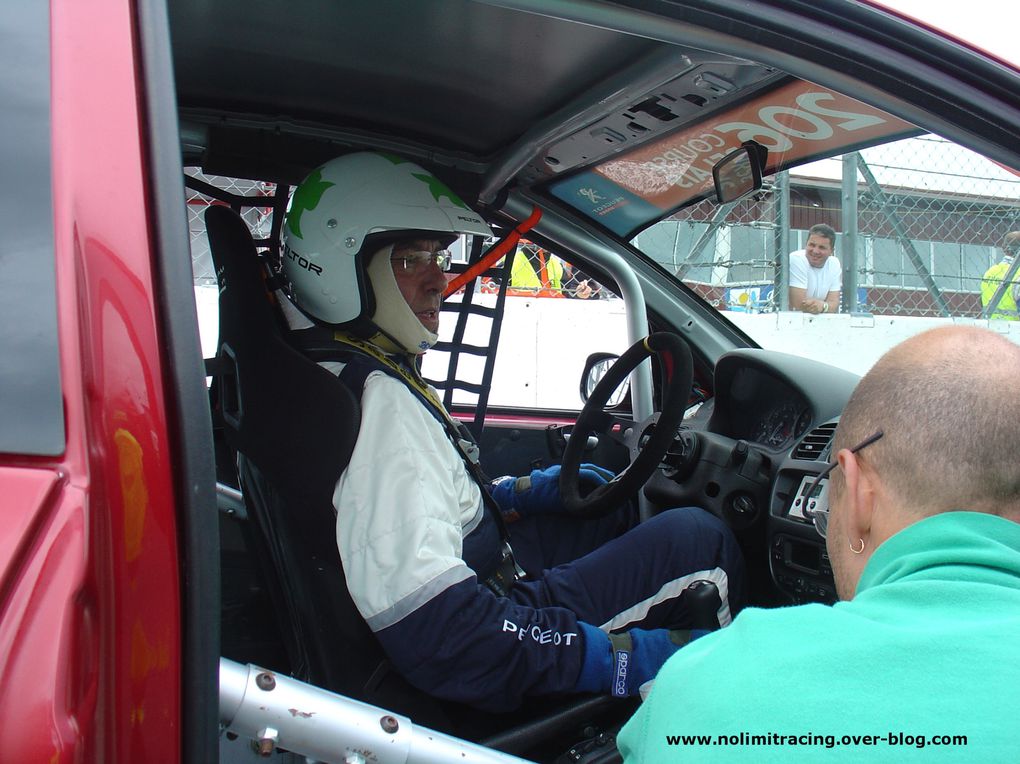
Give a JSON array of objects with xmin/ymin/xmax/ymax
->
[{"xmin": 560, "ymin": 332, "xmax": 693, "ymax": 517}]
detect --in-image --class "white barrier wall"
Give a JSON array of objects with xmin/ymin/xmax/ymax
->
[
  {"xmin": 426, "ymin": 295, "xmax": 631, "ymax": 411},
  {"xmin": 726, "ymin": 311, "xmax": 1020, "ymax": 376}
]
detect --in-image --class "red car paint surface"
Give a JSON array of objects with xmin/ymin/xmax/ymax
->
[
  {"xmin": 0, "ymin": 1, "xmax": 181, "ymax": 760},
  {"xmin": 1, "ymin": 1, "xmax": 1016, "ymax": 762}
]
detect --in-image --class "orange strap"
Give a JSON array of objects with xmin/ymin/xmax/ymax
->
[
  {"xmin": 443, "ymin": 206, "xmax": 543, "ymax": 297},
  {"xmin": 537, "ymin": 249, "xmax": 549, "ymax": 287}
]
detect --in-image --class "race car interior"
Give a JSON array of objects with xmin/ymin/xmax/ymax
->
[{"xmin": 161, "ymin": 1, "xmax": 1020, "ymax": 761}]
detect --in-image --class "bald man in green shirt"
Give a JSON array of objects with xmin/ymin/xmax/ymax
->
[{"xmin": 619, "ymin": 325, "xmax": 1020, "ymax": 763}]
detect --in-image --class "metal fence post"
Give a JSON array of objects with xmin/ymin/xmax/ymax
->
[
  {"xmin": 773, "ymin": 170, "xmax": 790, "ymax": 311},
  {"xmin": 856, "ymin": 156, "xmax": 952, "ymax": 317},
  {"xmin": 841, "ymin": 153, "xmax": 860, "ymax": 313}
]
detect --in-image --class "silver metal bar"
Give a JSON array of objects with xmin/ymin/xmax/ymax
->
[
  {"xmin": 219, "ymin": 659, "xmax": 535, "ymax": 764},
  {"xmin": 216, "ymin": 481, "xmax": 246, "ymax": 518},
  {"xmin": 841, "ymin": 154, "xmax": 860, "ymax": 313},
  {"xmin": 500, "ymin": 194, "xmax": 657, "ymax": 520}
]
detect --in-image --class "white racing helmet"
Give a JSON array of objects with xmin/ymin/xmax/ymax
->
[{"xmin": 281, "ymin": 152, "xmax": 492, "ymax": 340}]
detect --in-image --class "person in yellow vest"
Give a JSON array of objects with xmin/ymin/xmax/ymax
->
[
  {"xmin": 980, "ymin": 231, "xmax": 1020, "ymax": 320},
  {"xmin": 510, "ymin": 245, "xmax": 565, "ymax": 296}
]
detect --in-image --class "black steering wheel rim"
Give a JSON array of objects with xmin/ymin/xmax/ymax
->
[{"xmin": 560, "ymin": 332, "xmax": 694, "ymax": 517}]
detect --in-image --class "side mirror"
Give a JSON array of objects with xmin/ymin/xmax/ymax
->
[
  {"xmin": 579, "ymin": 352, "xmax": 630, "ymax": 408},
  {"xmin": 713, "ymin": 141, "xmax": 767, "ymax": 204}
]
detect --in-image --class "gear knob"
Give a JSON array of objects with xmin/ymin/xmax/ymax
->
[{"xmin": 683, "ymin": 579, "xmax": 721, "ymax": 631}]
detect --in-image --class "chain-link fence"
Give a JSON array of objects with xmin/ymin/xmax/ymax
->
[
  {"xmin": 636, "ymin": 135, "xmax": 1020, "ymax": 319},
  {"xmin": 185, "ymin": 168, "xmax": 277, "ymax": 284},
  {"xmin": 635, "ymin": 184, "xmax": 779, "ymax": 311},
  {"xmin": 187, "ymin": 138, "xmax": 1020, "ymax": 321}
]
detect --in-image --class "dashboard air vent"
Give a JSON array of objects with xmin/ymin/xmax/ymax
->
[{"xmin": 792, "ymin": 423, "xmax": 837, "ymax": 461}]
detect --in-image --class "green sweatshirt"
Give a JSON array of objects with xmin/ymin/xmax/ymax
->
[{"xmin": 618, "ymin": 511, "xmax": 1020, "ymax": 763}]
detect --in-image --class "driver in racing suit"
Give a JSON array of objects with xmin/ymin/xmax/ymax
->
[{"xmin": 279, "ymin": 152, "xmax": 745, "ymax": 711}]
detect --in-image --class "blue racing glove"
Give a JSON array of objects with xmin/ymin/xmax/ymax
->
[
  {"xmin": 490, "ymin": 464, "xmax": 615, "ymax": 520},
  {"xmin": 573, "ymin": 622, "xmax": 709, "ymax": 698}
]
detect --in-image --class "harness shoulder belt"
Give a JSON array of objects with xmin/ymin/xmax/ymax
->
[{"xmin": 293, "ymin": 328, "xmax": 523, "ymax": 596}]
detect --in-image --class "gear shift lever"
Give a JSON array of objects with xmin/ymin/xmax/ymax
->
[{"xmin": 683, "ymin": 579, "xmax": 721, "ymax": 631}]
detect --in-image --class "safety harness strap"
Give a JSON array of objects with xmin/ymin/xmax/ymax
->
[{"xmin": 292, "ymin": 329, "xmax": 523, "ymax": 595}]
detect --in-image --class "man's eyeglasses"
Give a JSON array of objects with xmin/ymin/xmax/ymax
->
[
  {"xmin": 390, "ymin": 249, "xmax": 453, "ymax": 273},
  {"xmin": 803, "ymin": 430, "xmax": 884, "ymax": 538}
]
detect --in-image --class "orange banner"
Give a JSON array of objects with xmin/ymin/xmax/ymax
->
[{"xmin": 593, "ymin": 79, "xmax": 917, "ymax": 211}]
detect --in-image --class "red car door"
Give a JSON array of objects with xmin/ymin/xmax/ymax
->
[{"xmin": 0, "ymin": 1, "xmax": 218, "ymax": 761}]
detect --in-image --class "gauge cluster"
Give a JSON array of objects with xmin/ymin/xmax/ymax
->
[
  {"xmin": 750, "ymin": 400, "xmax": 812, "ymax": 450},
  {"xmin": 717, "ymin": 363, "xmax": 813, "ymax": 451}
]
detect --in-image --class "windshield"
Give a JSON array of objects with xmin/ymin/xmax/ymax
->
[
  {"xmin": 544, "ymin": 71, "xmax": 1018, "ymax": 376},
  {"xmin": 628, "ymin": 134, "xmax": 1020, "ymax": 375}
]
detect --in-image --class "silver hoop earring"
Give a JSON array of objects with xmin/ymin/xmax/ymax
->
[{"xmin": 849, "ymin": 538, "xmax": 865, "ymax": 555}]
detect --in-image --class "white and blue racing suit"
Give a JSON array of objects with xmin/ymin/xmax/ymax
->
[{"xmin": 333, "ymin": 366, "xmax": 745, "ymax": 711}]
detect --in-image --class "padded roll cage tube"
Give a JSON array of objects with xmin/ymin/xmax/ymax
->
[
  {"xmin": 444, "ymin": 206, "xmax": 542, "ymax": 297},
  {"xmin": 219, "ymin": 658, "xmax": 535, "ymax": 764}
]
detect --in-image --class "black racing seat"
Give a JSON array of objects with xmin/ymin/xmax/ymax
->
[
  {"xmin": 206, "ymin": 205, "xmax": 457, "ymax": 724},
  {"xmin": 206, "ymin": 205, "xmax": 630, "ymax": 755}
]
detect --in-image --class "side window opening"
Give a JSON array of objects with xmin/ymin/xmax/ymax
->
[
  {"xmin": 424, "ymin": 242, "xmax": 629, "ymax": 413},
  {"xmin": 187, "ymin": 193, "xmax": 632, "ymax": 417},
  {"xmin": 0, "ymin": 1, "xmax": 63, "ymax": 456}
]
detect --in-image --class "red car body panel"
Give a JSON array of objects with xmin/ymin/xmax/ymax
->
[
  {"xmin": 1, "ymin": 1, "xmax": 1016, "ymax": 762},
  {"xmin": 0, "ymin": 0, "xmax": 182, "ymax": 760}
]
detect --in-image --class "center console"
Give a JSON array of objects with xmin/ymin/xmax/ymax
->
[{"xmin": 768, "ymin": 458, "xmax": 838, "ymax": 604}]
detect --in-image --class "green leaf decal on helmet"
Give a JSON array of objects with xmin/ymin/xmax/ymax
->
[
  {"xmin": 288, "ymin": 169, "xmax": 335, "ymax": 239},
  {"xmin": 411, "ymin": 172, "xmax": 469, "ymax": 210},
  {"xmin": 280, "ymin": 152, "xmax": 493, "ymax": 329}
]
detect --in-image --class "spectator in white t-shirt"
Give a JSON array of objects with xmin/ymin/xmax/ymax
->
[{"xmin": 788, "ymin": 223, "xmax": 841, "ymax": 315}]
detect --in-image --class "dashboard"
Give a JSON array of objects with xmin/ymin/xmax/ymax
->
[{"xmin": 642, "ymin": 348, "xmax": 860, "ymax": 606}]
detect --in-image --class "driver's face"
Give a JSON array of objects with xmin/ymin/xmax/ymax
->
[{"xmin": 391, "ymin": 239, "xmax": 447, "ymax": 334}]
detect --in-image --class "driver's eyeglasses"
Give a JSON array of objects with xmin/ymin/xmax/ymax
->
[
  {"xmin": 390, "ymin": 249, "xmax": 453, "ymax": 273},
  {"xmin": 804, "ymin": 430, "xmax": 884, "ymax": 539}
]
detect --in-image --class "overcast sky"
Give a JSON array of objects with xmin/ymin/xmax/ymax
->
[{"xmin": 868, "ymin": 0, "xmax": 1016, "ymax": 66}]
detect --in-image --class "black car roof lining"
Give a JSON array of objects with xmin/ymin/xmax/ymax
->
[{"xmin": 170, "ymin": 0, "xmax": 1020, "ymax": 216}]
